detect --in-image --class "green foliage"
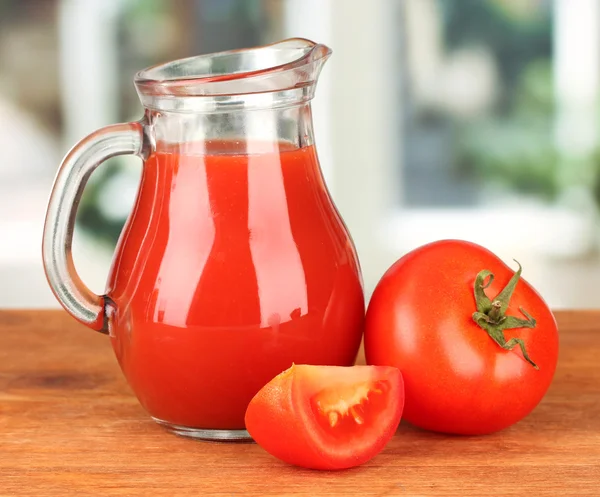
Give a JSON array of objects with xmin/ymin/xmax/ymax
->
[
  {"xmin": 513, "ymin": 59, "xmax": 554, "ymax": 117},
  {"xmin": 439, "ymin": 0, "xmax": 552, "ymax": 106},
  {"xmin": 457, "ymin": 118, "xmax": 559, "ymax": 200},
  {"xmin": 77, "ymin": 161, "xmax": 128, "ymax": 247},
  {"xmin": 457, "ymin": 51, "xmax": 558, "ymax": 200},
  {"xmin": 439, "ymin": 0, "xmax": 565, "ymax": 202}
]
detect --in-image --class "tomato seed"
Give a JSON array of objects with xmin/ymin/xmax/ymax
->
[
  {"xmin": 350, "ymin": 406, "xmax": 364, "ymax": 425},
  {"xmin": 328, "ymin": 411, "xmax": 340, "ymax": 428}
]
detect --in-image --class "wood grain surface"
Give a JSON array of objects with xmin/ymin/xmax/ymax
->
[{"xmin": 1, "ymin": 310, "xmax": 599, "ymax": 496}]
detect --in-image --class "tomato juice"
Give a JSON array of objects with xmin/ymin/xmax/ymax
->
[{"xmin": 105, "ymin": 142, "xmax": 364, "ymax": 429}]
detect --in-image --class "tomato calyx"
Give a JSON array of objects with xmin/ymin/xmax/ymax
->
[{"xmin": 472, "ymin": 260, "xmax": 539, "ymax": 370}]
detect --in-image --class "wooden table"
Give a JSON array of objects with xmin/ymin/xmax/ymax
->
[{"xmin": 1, "ymin": 310, "xmax": 599, "ymax": 496}]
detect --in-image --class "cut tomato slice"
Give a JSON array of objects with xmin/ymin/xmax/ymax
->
[{"xmin": 244, "ymin": 364, "xmax": 404, "ymax": 470}]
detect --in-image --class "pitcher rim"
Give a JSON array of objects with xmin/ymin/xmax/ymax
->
[{"xmin": 134, "ymin": 37, "xmax": 332, "ymax": 94}]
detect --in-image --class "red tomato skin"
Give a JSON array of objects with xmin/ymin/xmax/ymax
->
[
  {"xmin": 244, "ymin": 365, "xmax": 403, "ymax": 470},
  {"xmin": 365, "ymin": 240, "xmax": 559, "ymax": 435}
]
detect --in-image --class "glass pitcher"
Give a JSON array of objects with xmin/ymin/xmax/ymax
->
[{"xmin": 42, "ymin": 39, "xmax": 364, "ymax": 441}]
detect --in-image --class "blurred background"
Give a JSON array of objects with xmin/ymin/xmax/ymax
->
[{"xmin": 2, "ymin": 0, "xmax": 599, "ymax": 309}]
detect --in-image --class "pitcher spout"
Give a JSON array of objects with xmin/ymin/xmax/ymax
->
[{"xmin": 134, "ymin": 38, "xmax": 331, "ymax": 112}]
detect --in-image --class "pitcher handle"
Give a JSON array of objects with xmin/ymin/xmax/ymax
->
[{"xmin": 42, "ymin": 122, "xmax": 146, "ymax": 333}]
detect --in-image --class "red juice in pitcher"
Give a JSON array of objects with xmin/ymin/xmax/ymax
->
[
  {"xmin": 106, "ymin": 142, "xmax": 364, "ymax": 430},
  {"xmin": 42, "ymin": 39, "xmax": 364, "ymax": 440}
]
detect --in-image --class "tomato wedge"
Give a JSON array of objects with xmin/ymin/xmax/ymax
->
[{"xmin": 244, "ymin": 364, "xmax": 404, "ymax": 470}]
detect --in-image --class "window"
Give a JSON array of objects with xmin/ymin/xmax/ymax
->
[{"xmin": 1, "ymin": 0, "xmax": 598, "ymax": 308}]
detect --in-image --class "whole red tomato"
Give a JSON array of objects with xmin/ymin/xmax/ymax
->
[{"xmin": 364, "ymin": 239, "xmax": 559, "ymax": 435}]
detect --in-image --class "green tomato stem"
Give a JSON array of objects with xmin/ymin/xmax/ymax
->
[{"xmin": 472, "ymin": 260, "xmax": 539, "ymax": 369}]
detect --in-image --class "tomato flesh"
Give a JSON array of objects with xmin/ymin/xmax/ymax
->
[{"xmin": 244, "ymin": 364, "xmax": 404, "ymax": 470}]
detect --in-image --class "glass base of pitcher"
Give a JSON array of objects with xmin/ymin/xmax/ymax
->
[{"xmin": 153, "ymin": 417, "xmax": 252, "ymax": 442}]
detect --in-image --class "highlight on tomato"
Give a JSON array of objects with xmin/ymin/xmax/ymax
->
[
  {"xmin": 365, "ymin": 239, "xmax": 559, "ymax": 436},
  {"xmin": 244, "ymin": 364, "xmax": 404, "ymax": 470}
]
